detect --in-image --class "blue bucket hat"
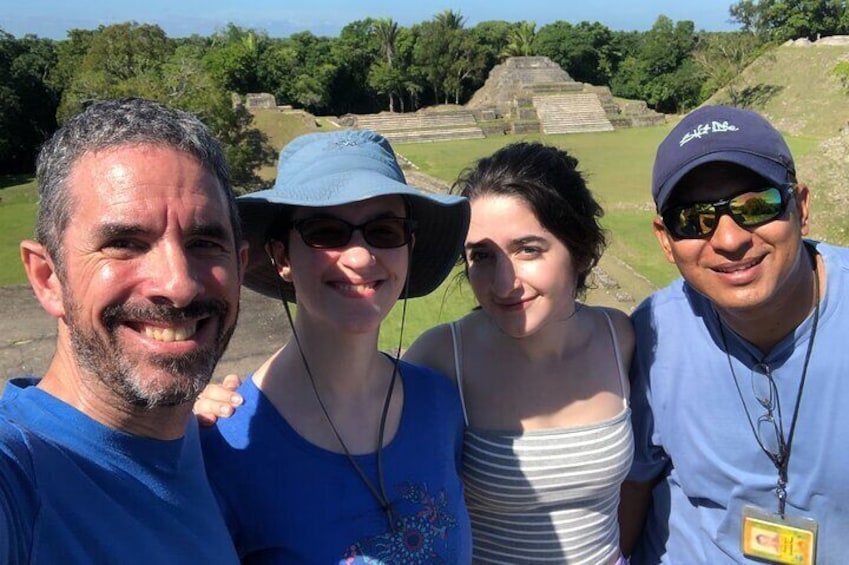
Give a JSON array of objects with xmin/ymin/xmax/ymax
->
[
  {"xmin": 238, "ymin": 129, "xmax": 470, "ymax": 301},
  {"xmin": 652, "ymin": 105, "xmax": 796, "ymax": 212}
]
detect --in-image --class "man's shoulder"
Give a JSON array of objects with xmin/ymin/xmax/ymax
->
[
  {"xmin": 632, "ymin": 278, "xmax": 697, "ymax": 322},
  {"xmin": 0, "ymin": 378, "xmax": 46, "ymax": 441},
  {"xmin": 816, "ymin": 240, "xmax": 849, "ymax": 271},
  {"xmin": 0, "ymin": 411, "xmax": 33, "ymax": 453},
  {"xmin": 0, "ymin": 409, "xmax": 39, "ymax": 516},
  {"xmin": 0, "ymin": 413, "xmax": 37, "ymax": 565},
  {"xmin": 0, "ymin": 380, "xmax": 74, "ymax": 479},
  {"xmin": 0, "ymin": 394, "xmax": 45, "ymax": 475}
]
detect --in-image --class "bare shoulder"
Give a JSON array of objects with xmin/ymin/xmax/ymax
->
[
  {"xmin": 403, "ymin": 322, "xmax": 457, "ymax": 382},
  {"xmin": 588, "ymin": 305, "xmax": 635, "ymax": 359}
]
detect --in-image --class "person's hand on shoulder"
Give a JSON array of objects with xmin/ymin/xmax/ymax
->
[{"xmin": 193, "ymin": 374, "xmax": 244, "ymax": 426}]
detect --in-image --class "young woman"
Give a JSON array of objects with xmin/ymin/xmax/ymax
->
[
  {"xmin": 199, "ymin": 129, "xmax": 472, "ymax": 563},
  {"xmin": 200, "ymin": 141, "xmax": 633, "ymax": 564},
  {"xmin": 404, "ymin": 142, "xmax": 634, "ymax": 564}
]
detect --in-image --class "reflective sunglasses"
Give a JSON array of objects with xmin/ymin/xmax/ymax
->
[
  {"xmin": 661, "ymin": 184, "xmax": 794, "ymax": 240},
  {"xmin": 292, "ymin": 216, "xmax": 416, "ymax": 249}
]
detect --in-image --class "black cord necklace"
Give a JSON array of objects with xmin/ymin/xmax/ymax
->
[
  {"xmin": 283, "ymin": 301, "xmax": 402, "ymax": 531},
  {"xmin": 269, "ymin": 243, "xmax": 413, "ymax": 533},
  {"xmin": 717, "ymin": 246, "xmax": 820, "ymax": 517}
]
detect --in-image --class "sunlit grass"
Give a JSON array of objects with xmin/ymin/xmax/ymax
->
[{"xmin": 0, "ymin": 178, "xmax": 37, "ymax": 286}]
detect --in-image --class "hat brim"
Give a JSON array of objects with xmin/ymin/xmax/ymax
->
[
  {"xmin": 238, "ymin": 170, "xmax": 469, "ymax": 302},
  {"xmin": 654, "ymin": 150, "xmax": 791, "ymax": 212}
]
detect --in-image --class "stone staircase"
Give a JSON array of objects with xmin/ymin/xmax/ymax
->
[
  {"xmin": 344, "ymin": 108, "xmax": 485, "ymax": 144},
  {"xmin": 533, "ymin": 93, "xmax": 615, "ymax": 134},
  {"xmin": 615, "ymin": 99, "xmax": 667, "ymax": 127},
  {"xmin": 323, "ymin": 56, "xmax": 663, "ymax": 143},
  {"xmin": 467, "ymin": 56, "xmax": 577, "ymax": 113}
]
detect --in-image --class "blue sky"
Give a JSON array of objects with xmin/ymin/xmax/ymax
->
[{"xmin": 2, "ymin": 0, "xmax": 739, "ymax": 40}]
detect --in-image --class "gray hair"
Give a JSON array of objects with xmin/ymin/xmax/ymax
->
[{"xmin": 35, "ymin": 98, "xmax": 242, "ymax": 265}]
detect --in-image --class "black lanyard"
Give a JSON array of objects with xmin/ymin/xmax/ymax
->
[{"xmin": 718, "ymin": 249, "xmax": 819, "ymax": 517}]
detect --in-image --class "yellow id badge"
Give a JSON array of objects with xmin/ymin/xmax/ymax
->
[{"xmin": 741, "ymin": 505, "xmax": 817, "ymax": 565}]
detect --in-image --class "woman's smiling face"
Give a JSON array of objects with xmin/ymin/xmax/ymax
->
[
  {"xmin": 465, "ymin": 194, "xmax": 579, "ymax": 339},
  {"xmin": 274, "ymin": 195, "xmax": 410, "ymax": 335}
]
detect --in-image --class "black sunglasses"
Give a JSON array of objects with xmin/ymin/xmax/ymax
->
[
  {"xmin": 661, "ymin": 184, "xmax": 794, "ymax": 240},
  {"xmin": 292, "ymin": 216, "xmax": 416, "ymax": 249}
]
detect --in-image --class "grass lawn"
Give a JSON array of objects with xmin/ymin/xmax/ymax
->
[
  {"xmin": 0, "ymin": 176, "xmax": 37, "ymax": 287},
  {"xmin": 379, "ymin": 267, "xmax": 477, "ymax": 352},
  {"xmin": 250, "ymin": 109, "xmax": 338, "ymax": 183}
]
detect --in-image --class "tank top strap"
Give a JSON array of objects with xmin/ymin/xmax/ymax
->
[
  {"xmin": 601, "ymin": 309, "xmax": 629, "ymax": 408},
  {"xmin": 449, "ymin": 321, "xmax": 470, "ymax": 427}
]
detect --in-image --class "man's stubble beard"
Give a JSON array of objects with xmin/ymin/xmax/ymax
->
[{"xmin": 65, "ymin": 294, "xmax": 238, "ymax": 409}]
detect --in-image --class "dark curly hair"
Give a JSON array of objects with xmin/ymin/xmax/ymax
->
[{"xmin": 452, "ymin": 141, "xmax": 606, "ymax": 296}]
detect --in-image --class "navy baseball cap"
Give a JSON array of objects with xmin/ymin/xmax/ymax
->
[{"xmin": 652, "ymin": 105, "xmax": 796, "ymax": 212}]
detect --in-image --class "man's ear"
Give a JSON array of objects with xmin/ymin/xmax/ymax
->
[
  {"xmin": 266, "ymin": 240, "xmax": 292, "ymax": 282},
  {"xmin": 20, "ymin": 240, "xmax": 66, "ymax": 318},
  {"xmin": 794, "ymin": 183, "xmax": 811, "ymax": 236},
  {"xmin": 652, "ymin": 217, "xmax": 677, "ymax": 265}
]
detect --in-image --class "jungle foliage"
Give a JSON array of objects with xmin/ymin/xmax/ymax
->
[{"xmin": 3, "ymin": 1, "xmax": 848, "ymax": 177}]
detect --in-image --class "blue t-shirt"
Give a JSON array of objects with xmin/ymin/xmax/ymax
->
[
  {"xmin": 628, "ymin": 241, "xmax": 849, "ymax": 563},
  {"xmin": 201, "ymin": 359, "xmax": 472, "ymax": 564},
  {"xmin": 0, "ymin": 378, "xmax": 239, "ymax": 564}
]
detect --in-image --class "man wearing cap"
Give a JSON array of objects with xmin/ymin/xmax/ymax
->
[{"xmin": 621, "ymin": 106, "xmax": 849, "ymax": 564}]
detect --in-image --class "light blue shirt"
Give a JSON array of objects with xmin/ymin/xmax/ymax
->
[{"xmin": 628, "ymin": 241, "xmax": 849, "ymax": 563}]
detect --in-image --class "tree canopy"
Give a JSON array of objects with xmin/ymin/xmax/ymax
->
[
  {"xmin": 8, "ymin": 2, "xmax": 846, "ymax": 175},
  {"xmin": 730, "ymin": 0, "xmax": 849, "ymax": 41}
]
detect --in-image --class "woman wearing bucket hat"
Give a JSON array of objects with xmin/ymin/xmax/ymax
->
[{"xmin": 199, "ymin": 129, "xmax": 472, "ymax": 563}]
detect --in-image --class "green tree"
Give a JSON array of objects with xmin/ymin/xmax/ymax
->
[
  {"xmin": 204, "ymin": 24, "xmax": 269, "ymax": 94},
  {"xmin": 50, "ymin": 28, "xmax": 96, "ymax": 93},
  {"xmin": 435, "ymin": 9, "xmax": 465, "ymax": 31},
  {"xmin": 500, "ymin": 21, "xmax": 536, "ymax": 58},
  {"xmin": 610, "ymin": 16, "xmax": 702, "ymax": 112},
  {"xmin": 469, "ymin": 20, "xmax": 513, "ymax": 72},
  {"xmin": 373, "ymin": 18, "xmax": 399, "ymax": 66},
  {"xmin": 87, "ymin": 22, "xmax": 171, "ymax": 81},
  {"xmin": 368, "ymin": 61, "xmax": 405, "ymax": 111},
  {"xmin": 289, "ymin": 32, "xmax": 338, "ymax": 113},
  {"xmin": 371, "ymin": 18, "xmax": 401, "ymax": 111},
  {"xmin": 692, "ymin": 31, "xmax": 764, "ymax": 103},
  {"xmin": 394, "ymin": 27, "xmax": 427, "ymax": 111},
  {"xmin": 53, "ymin": 22, "xmax": 274, "ymax": 190},
  {"xmin": 58, "ymin": 22, "xmax": 173, "ymax": 120},
  {"xmin": 0, "ymin": 30, "xmax": 59, "ymax": 173},
  {"xmin": 162, "ymin": 44, "xmax": 275, "ymax": 191},
  {"xmin": 257, "ymin": 40, "xmax": 300, "ymax": 105},
  {"xmin": 535, "ymin": 21, "xmax": 616, "ymax": 84},
  {"xmin": 328, "ymin": 19, "xmax": 382, "ymax": 114},
  {"xmin": 413, "ymin": 10, "xmax": 466, "ymax": 105},
  {"xmin": 445, "ymin": 29, "xmax": 488, "ymax": 104},
  {"xmin": 730, "ymin": 0, "xmax": 848, "ymax": 41}
]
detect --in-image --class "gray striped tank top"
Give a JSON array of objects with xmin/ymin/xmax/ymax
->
[{"xmin": 450, "ymin": 313, "xmax": 634, "ymax": 564}]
